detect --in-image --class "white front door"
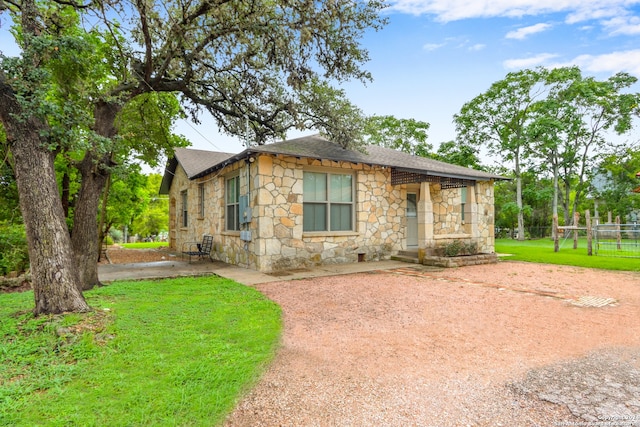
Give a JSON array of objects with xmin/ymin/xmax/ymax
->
[{"xmin": 406, "ymin": 192, "xmax": 418, "ymax": 247}]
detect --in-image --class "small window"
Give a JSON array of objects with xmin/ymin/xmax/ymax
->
[
  {"xmin": 461, "ymin": 187, "xmax": 467, "ymax": 222},
  {"xmin": 181, "ymin": 190, "xmax": 188, "ymax": 228},
  {"xmin": 407, "ymin": 193, "xmax": 417, "ymax": 218},
  {"xmin": 198, "ymin": 183, "xmax": 205, "ymax": 218},
  {"xmin": 226, "ymin": 175, "xmax": 240, "ymax": 231},
  {"xmin": 303, "ymin": 171, "xmax": 353, "ymax": 232}
]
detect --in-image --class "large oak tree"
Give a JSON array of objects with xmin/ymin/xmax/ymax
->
[{"xmin": 0, "ymin": 0, "xmax": 386, "ymax": 314}]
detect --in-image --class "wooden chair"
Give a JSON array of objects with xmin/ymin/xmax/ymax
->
[{"xmin": 181, "ymin": 235, "xmax": 214, "ymax": 263}]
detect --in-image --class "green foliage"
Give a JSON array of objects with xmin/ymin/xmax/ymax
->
[
  {"xmin": 433, "ymin": 140, "xmax": 484, "ymax": 169},
  {"xmin": 0, "ymin": 222, "xmax": 29, "ymax": 275},
  {"xmin": 363, "ymin": 115, "xmax": 432, "ymax": 156},
  {"xmin": 130, "ymin": 174, "xmax": 169, "ymax": 237},
  {"xmin": 441, "ymin": 240, "xmax": 479, "ymax": 257},
  {"xmin": 1, "ymin": 276, "xmax": 282, "ymax": 426},
  {"xmin": 0, "ymin": 159, "xmax": 20, "ymax": 224},
  {"xmin": 2, "ymin": 5, "xmax": 113, "ymax": 154},
  {"xmin": 104, "ymin": 171, "xmax": 168, "ymax": 238},
  {"xmin": 443, "ymin": 240, "xmax": 464, "ymax": 257},
  {"xmin": 297, "ymin": 79, "xmax": 366, "ymax": 149},
  {"xmin": 116, "ymin": 92, "xmax": 190, "ymax": 168},
  {"xmin": 108, "ymin": 228, "xmax": 122, "ymax": 243},
  {"xmin": 594, "ymin": 146, "xmax": 640, "ymax": 219}
]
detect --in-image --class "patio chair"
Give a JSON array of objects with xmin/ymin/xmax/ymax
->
[{"xmin": 181, "ymin": 235, "xmax": 214, "ymax": 263}]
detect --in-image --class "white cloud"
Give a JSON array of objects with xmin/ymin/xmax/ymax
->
[
  {"xmin": 565, "ymin": 50, "xmax": 640, "ymax": 75},
  {"xmin": 423, "ymin": 42, "xmax": 445, "ymax": 51},
  {"xmin": 565, "ymin": 5, "xmax": 625, "ymax": 24},
  {"xmin": 469, "ymin": 44, "xmax": 486, "ymax": 51},
  {"xmin": 388, "ymin": 0, "xmax": 640, "ymax": 23},
  {"xmin": 503, "ymin": 53, "xmax": 560, "ymax": 69},
  {"xmin": 506, "ymin": 23, "xmax": 552, "ymax": 39},
  {"xmin": 602, "ymin": 15, "xmax": 640, "ymax": 35},
  {"xmin": 503, "ymin": 50, "xmax": 640, "ymax": 76}
]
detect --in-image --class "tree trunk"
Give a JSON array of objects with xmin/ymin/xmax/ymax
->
[
  {"xmin": 0, "ymin": 85, "xmax": 91, "ymax": 315},
  {"xmin": 70, "ymin": 101, "xmax": 122, "ymax": 290},
  {"xmin": 551, "ymin": 162, "xmax": 559, "ymax": 241},
  {"xmin": 97, "ymin": 174, "xmax": 112, "ymax": 262},
  {"xmin": 72, "ymin": 152, "xmax": 109, "ymax": 290},
  {"xmin": 61, "ymin": 171, "xmax": 71, "ymax": 219},
  {"xmin": 515, "ymin": 157, "xmax": 525, "ymax": 241},
  {"xmin": 563, "ymin": 179, "xmax": 571, "ymax": 227}
]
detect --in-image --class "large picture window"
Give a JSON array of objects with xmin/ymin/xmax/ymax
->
[
  {"xmin": 303, "ymin": 171, "xmax": 353, "ymax": 232},
  {"xmin": 226, "ymin": 175, "xmax": 240, "ymax": 231}
]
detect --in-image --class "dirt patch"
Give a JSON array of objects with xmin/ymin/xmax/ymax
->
[
  {"xmin": 225, "ymin": 261, "xmax": 640, "ymax": 426},
  {"xmin": 100, "ymin": 247, "xmax": 177, "ymax": 264}
]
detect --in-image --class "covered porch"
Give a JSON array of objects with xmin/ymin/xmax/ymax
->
[{"xmin": 392, "ymin": 168, "xmax": 496, "ymax": 259}]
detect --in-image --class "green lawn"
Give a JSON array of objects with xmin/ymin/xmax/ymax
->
[
  {"xmin": 0, "ymin": 277, "xmax": 281, "ymax": 426},
  {"xmin": 495, "ymin": 238, "xmax": 640, "ymax": 271},
  {"xmin": 119, "ymin": 241, "xmax": 169, "ymax": 249}
]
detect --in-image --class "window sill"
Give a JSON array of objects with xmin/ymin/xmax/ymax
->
[
  {"xmin": 221, "ymin": 231, "xmax": 241, "ymax": 237},
  {"xmin": 303, "ymin": 231, "xmax": 360, "ymax": 238},
  {"xmin": 434, "ymin": 233, "xmax": 472, "ymax": 240}
]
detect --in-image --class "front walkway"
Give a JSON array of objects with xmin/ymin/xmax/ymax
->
[{"xmin": 98, "ymin": 259, "xmax": 415, "ymax": 286}]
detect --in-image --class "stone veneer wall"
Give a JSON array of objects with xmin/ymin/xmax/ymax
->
[
  {"xmin": 428, "ymin": 181, "xmax": 495, "ymax": 254},
  {"xmin": 169, "ymin": 158, "xmax": 258, "ymax": 268},
  {"xmin": 474, "ymin": 181, "xmax": 495, "ymax": 253},
  {"xmin": 431, "ymin": 185, "xmax": 465, "ymax": 235},
  {"xmin": 254, "ymin": 154, "xmax": 405, "ymax": 272}
]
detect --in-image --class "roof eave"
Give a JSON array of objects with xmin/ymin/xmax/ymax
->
[
  {"xmin": 394, "ymin": 166, "xmax": 506, "ymax": 182},
  {"xmin": 159, "ymin": 157, "xmax": 179, "ymax": 194}
]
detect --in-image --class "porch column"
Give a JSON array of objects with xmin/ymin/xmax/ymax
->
[
  {"xmin": 469, "ymin": 184, "xmax": 479, "ymax": 238},
  {"xmin": 417, "ymin": 181, "xmax": 434, "ymax": 248}
]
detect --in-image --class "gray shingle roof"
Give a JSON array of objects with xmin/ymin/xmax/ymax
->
[
  {"xmin": 159, "ymin": 148, "xmax": 234, "ymax": 194},
  {"xmin": 160, "ymin": 134, "xmax": 504, "ymax": 194},
  {"xmin": 174, "ymin": 147, "xmax": 235, "ymax": 178},
  {"xmin": 246, "ymin": 135, "xmax": 504, "ymax": 181}
]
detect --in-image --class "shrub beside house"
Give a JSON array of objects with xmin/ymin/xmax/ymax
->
[{"xmin": 160, "ymin": 135, "xmax": 505, "ymax": 272}]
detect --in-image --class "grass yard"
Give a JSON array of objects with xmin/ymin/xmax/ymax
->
[
  {"xmin": 0, "ymin": 277, "xmax": 281, "ymax": 426},
  {"xmin": 120, "ymin": 241, "xmax": 169, "ymax": 249},
  {"xmin": 495, "ymin": 238, "xmax": 640, "ymax": 271}
]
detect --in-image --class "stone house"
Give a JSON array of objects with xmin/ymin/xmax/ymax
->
[{"xmin": 159, "ymin": 135, "xmax": 504, "ymax": 272}]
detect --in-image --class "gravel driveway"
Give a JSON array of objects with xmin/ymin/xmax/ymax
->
[{"xmin": 224, "ymin": 261, "xmax": 640, "ymax": 426}]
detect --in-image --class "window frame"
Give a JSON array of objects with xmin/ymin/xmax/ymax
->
[
  {"xmin": 303, "ymin": 170, "xmax": 355, "ymax": 232},
  {"xmin": 198, "ymin": 183, "xmax": 205, "ymax": 219},
  {"xmin": 461, "ymin": 186, "xmax": 468, "ymax": 223},
  {"xmin": 225, "ymin": 174, "xmax": 240, "ymax": 231},
  {"xmin": 180, "ymin": 190, "xmax": 188, "ymax": 228}
]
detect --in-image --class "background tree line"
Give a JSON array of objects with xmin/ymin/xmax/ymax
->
[{"xmin": 454, "ymin": 67, "xmax": 640, "ymax": 240}]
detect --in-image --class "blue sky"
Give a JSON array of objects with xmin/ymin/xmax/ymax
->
[
  {"xmin": 2, "ymin": 0, "xmax": 640, "ymax": 165},
  {"xmin": 179, "ymin": 0, "xmax": 640, "ymax": 159}
]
